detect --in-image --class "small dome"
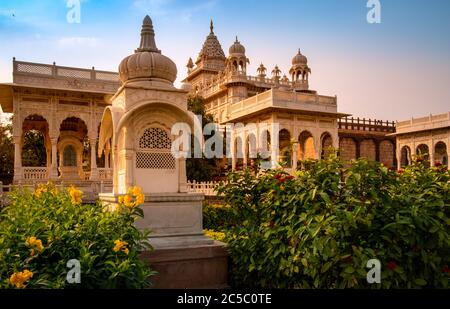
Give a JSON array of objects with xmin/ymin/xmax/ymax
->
[
  {"xmin": 292, "ymin": 49, "xmax": 308, "ymax": 65},
  {"xmin": 119, "ymin": 15, "xmax": 177, "ymax": 84},
  {"xmin": 229, "ymin": 36, "xmax": 246, "ymax": 55}
]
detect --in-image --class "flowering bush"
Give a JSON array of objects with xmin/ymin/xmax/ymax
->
[
  {"xmin": 216, "ymin": 156, "xmax": 450, "ymax": 288},
  {"xmin": 0, "ymin": 183, "xmax": 154, "ymax": 289}
]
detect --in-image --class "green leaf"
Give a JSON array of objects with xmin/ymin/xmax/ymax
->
[
  {"xmin": 344, "ymin": 266, "xmax": 355, "ymax": 274},
  {"xmin": 414, "ymin": 278, "xmax": 427, "ymax": 286}
]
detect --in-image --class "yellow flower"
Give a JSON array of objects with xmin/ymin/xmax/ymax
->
[
  {"xmin": 123, "ymin": 194, "xmax": 134, "ymax": 208},
  {"xmin": 135, "ymin": 193, "xmax": 145, "ymax": 206},
  {"xmin": 10, "ymin": 270, "xmax": 33, "ymax": 289},
  {"xmin": 131, "ymin": 186, "xmax": 142, "ymax": 196},
  {"xmin": 69, "ymin": 186, "xmax": 83, "ymax": 205},
  {"xmin": 113, "ymin": 239, "xmax": 129, "ymax": 254},
  {"xmin": 25, "ymin": 236, "xmax": 44, "ymax": 256},
  {"xmin": 204, "ymin": 229, "xmax": 226, "ymax": 242},
  {"xmin": 118, "ymin": 196, "xmax": 124, "ymax": 204}
]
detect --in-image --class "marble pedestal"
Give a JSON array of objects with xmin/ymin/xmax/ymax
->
[{"xmin": 99, "ymin": 192, "xmax": 228, "ymax": 288}]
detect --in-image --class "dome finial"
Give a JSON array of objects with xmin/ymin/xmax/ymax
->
[
  {"xmin": 210, "ymin": 19, "xmax": 214, "ymax": 34},
  {"xmin": 235, "ymin": 36, "xmax": 238, "ymax": 43},
  {"xmin": 136, "ymin": 15, "xmax": 160, "ymax": 53}
]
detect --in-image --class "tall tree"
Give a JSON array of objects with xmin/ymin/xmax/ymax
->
[
  {"xmin": 21, "ymin": 130, "xmax": 47, "ymax": 167},
  {"xmin": 186, "ymin": 96, "xmax": 222, "ymax": 182}
]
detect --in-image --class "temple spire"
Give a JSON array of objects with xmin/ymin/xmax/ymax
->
[
  {"xmin": 210, "ymin": 19, "xmax": 214, "ymax": 34},
  {"xmin": 135, "ymin": 15, "xmax": 160, "ymax": 53}
]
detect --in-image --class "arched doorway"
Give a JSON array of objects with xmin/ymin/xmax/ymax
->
[
  {"xmin": 245, "ymin": 133, "xmax": 257, "ymax": 167},
  {"xmin": 259, "ymin": 129, "xmax": 271, "ymax": 169},
  {"xmin": 400, "ymin": 146, "xmax": 411, "ymax": 167},
  {"xmin": 416, "ymin": 144, "xmax": 430, "ymax": 168},
  {"xmin": 21, "ymin": 115, "xmax": 49, "ymax": 180},
  {"xmin": 434, "ymin": 142, "xmax": 448, "ymax": 166},
  {"xmin": 320, "ymin": 132, "xmax": 334, "ymax": 159},
  {"xmin": 279, "ymin": 129, "xmax": 292, "ymax": 168},
  {"xmin": 58, "ymin": 117, "xmax": 88, "ymax": 180},
  {"xmin": 234, "ymin": 136, "xmax": 244, "ymax": 169},
  {"xmin": 298, "ymin": 131, "xmax": 315, "ymax": 161}
]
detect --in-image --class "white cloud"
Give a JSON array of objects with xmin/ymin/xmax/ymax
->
[{"xmin": 57, "ymin": 37, "xmax": 99, "ymax": 48}]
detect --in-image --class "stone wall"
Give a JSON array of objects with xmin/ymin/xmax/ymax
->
[
  {"xmin": 339, "ymin": 137, "xmax": 357, "ymax": 162},
  {"xmin": 360, "ymin": 139, "xmax": 376, "ymax": 161},
  {"xmin": 379, "ymin": 140, "xmax": 395, "ymax": 166}
]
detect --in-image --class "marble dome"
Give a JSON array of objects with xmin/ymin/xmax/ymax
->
[{"xmin": 119, "ymin": 15, "xmax": 177, "ymax": 85}]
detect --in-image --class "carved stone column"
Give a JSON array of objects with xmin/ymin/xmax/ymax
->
[
  {"xmin": 270, "ymin": 125, "xmax": 279, "ymax": 169},
  {"xmin": 104, "ymin": 148, "xmax": 110, "ymax": 169},
  {"xmin": 89, "ymin": 138, "xmax": 99, "ymax": 180},
  {"xmin": 292, "ymin": 142, "xmax": 298, "ymax": 171},
  {"xmin": 50, "ymin": 137, "xmax": 59, "ymax": 180},
  {"xmin": 13, "ymin": 136, "xmax": 22, "ymax": 182}
]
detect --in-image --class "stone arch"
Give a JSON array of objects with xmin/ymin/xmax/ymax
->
[
  {"xmin": 245, "ymin": 132, "xmax": 257, "ymax": 163},
  {"xmin": 57, "ymin": 135, "xmax": 85, "ymax": 179},
  {"xmin": 360, "ymin": 139, "xmax": 376, "ymax": 161},
  {"xmin": 113, "ymin": 101, "xmax": 193, "ymax": 194},
  {"xmin": 434, "ymin": 141, "xmax": 448, "ymax": 166},
  {"xmin": 58, "ymin": 117, "xmax": 88, "ymax": 179},
  {"xmin": 400, "ymin": 146, "xmax": 411, "ymax": 167},
  {"xmin": 279, "ymin": 129, "xmax": 292, "ymax": 167},
  {"xmin": 56, "ymin": 113, "xmax": 90, "ymax": 136},
  {"xmin": 21, "ymin": 114, "xmax": 49, "ymax": 167},
  {"xmin": 416, "ymin": 144, "xmax": 430, "ymax": 168},
  {"xmin": 298, "ymin": 130, "xmax": 315, "ymax": 161},
  {"xmin": 379, "ymin": 140, "xmax": 395, "ymax": 167},
  {"xmin": 234, "ymin": 135, "xmax": 244, "ymax": 168},
  {"xmin": 259, "ymin": 129, "xmax": 271, "ymax": 161},
  {"xmin": 320, "ymin": 131, "xmax": 334, "ymax": 159}
]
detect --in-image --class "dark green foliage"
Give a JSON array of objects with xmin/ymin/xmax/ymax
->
[{"xmin": 215, "ymin": 155, "xmax": 450, "ymax": 288}]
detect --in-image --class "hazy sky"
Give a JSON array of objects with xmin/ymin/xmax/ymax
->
[{"xmin": 1, "ymin": 0, "xmax": 449, "ymax": 123}]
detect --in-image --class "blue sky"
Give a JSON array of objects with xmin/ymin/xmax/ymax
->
[{"xmin": 1, "ymin": 0, "xmax": 450, "ymax": 122}]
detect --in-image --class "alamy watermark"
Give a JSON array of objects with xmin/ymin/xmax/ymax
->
[
  {"xmin": 170, "ymin": 116, "xmax": 279, "ymax": 169},
  {"xmin": 66, "ymin": 259, "xmax": 81, "ymax": 284},
  {"xmin": 366, "ymin": 259, "xmax": 381, "ymax": 284},
  {"xmin": 66, "ymin": 0, "xmax": 81, "ymax": 24},
  {"xmin": 367, "ymin": 0, "xmax": 381, "ymax": 24}
]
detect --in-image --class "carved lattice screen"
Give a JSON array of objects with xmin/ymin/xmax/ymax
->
[{"xmin": 136, "ymin": 127, "xmax": 175, "ymax": 169}]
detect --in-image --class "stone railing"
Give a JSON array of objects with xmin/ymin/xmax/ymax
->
[
  {"xmin": 198, "ymin": 71, "xmax": 308, "ymax": 99},
  {"xmin": 23, "ymin": 167, "xmax": 48, "ymax": 180},
  {"xmin": 338, "ymin": 116, "xmax": 396, "ymax": 133},
  {"xmin": 13, "ymin": 59, "xmax": 120, "ymax": 94},
  {"xmin": 396, "ymin": 112, "xmax": 450, "ymax": 134},
  {"xmin": 226, "ymin": 89, "xmax": 337, "ymax": 122},
  {"xmin": 187, "ymin": 181, "xmax": 221, "ymax": 196},
  {"xmin": 98, "ymin": 168, "xmax": 113, "ymax": 180}
]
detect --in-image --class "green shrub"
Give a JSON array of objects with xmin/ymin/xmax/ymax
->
[
  {"xmin": 0, "ymin": 183, "xmax": 154, "ymax": 289},
  {"xmin": 217, "ymin": 156, "xmax": 450, "ymax": 288},
  {"xmin": 203, "ymin": 203, "xmax": 239, "ymax": 231}
]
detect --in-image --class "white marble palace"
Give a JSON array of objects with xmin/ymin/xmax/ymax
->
[{"xmin": 0, "ymin": 19, "xmax": 448, "ymax": 193}]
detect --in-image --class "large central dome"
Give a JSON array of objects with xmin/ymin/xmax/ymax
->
[{"xmin": 119, "ymin": 16, "xmax": 177, "ymax": 85}]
